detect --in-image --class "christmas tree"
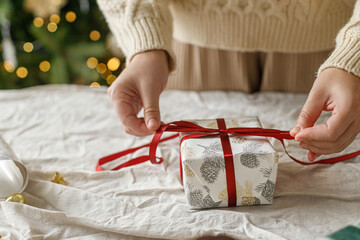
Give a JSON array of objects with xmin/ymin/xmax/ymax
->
[{"xmin": 0, "ymin": 0, "xmax": 124, "ymax": 89}]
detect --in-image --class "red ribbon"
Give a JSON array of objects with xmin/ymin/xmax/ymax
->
[{"xmin": 96, "ymin": 120, "xmax": 360, "ymax": 206}]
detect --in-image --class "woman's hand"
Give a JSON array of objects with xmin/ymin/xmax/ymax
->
[
  {"xmin": 290, "ymin": 68, "xmax": 360, "ymax": 161},
  {"xmin": 107, "ymin": 50, "xmax": 169, "ymax": 136}
]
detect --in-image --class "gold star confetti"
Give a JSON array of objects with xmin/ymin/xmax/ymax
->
[
  {"xmin": 5, "ymin": 193, "xmax": 26, "ymax": 204},
  {"xmin": 51, "ymin": 172, "xmax": 66, "ymax": 185}
]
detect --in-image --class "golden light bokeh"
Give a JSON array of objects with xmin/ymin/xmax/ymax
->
[
  {"xmin": 16, "ymin": 67, "xmax": 28, "ymax": 79},
  {"xmin": 96, "ymin": 63, "xmax": 107, "ymax": 74},
  {"xmin": 107, "ymin": 57, "xmax": 120, "ymax": 71},
  {"xmin": 3, "ymin": 61, "xmax": 15, "ymax": 73},
  {"xmin": 89, "ymin": 30, "xmax": 101, "ymax": 41},
  {"xmin": 101, "ymin": 70, "xmax": 111, "ymax": 80},
  {"xmin": 106, "ymin": 74, "xmax": 117, "ymax": 85},
  {"xmin": 33, "ymin": 17, "xmax": 44, "ymax": 27},
  {"xmin": 39, "ymin": 61, "xmax": 51, "ymax": 72},
  {"xmin": 23, "ymin": 42, "xmax": 34, "ymax": 53},
  {"xmin": 47, "ymin": 22, "xmax": 58, "ymax": 32},
  {"xmin": 90, "ymin": 82, "xmax": 101, "ymax": 88},
  {"xmin": 50, "ymin": 14, "xmax": 61, "ymax": 24},
  {"xmin": 65, "ymin": 11, "xmax": 77, "ymax": 23},
  {"xmin": 86, "ymin": 57, "xmax": 98, "ymax": 69}
]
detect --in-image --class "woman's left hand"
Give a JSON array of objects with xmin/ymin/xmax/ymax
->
[{"xmin": 290, "ymin": 67, "xmax": 360, "ymax": 162}]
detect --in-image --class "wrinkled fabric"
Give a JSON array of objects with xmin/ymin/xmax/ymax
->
[{"xmin": 0, "ymin": 85, "xmax": 359, "ymax": 240}]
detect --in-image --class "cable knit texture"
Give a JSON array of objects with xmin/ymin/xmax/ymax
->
[
  {"xmin": 318, "ymin": 0, "xmax": 360, "ymax": 77},
  {"xmin": 97, "ymin": 0, "xmax": 360, "ymax": 77}
]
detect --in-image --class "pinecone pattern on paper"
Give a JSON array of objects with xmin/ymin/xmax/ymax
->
[
  {"xmin": 184, "ymin": 164, "xmax": 195, "ymax": 177},
  {"xmin": 206, "ymin": 120, "xmax": 218, "ymax": 129},
  {"xmin": 231, "ymin": 136, "xmax": 245, "ymax": 144},
  {"xmin": 255, "ymin": 167, "xmax": 275, "ymax": 202},
  {"xmin": 225, "ymin": 119, "xmax": 240, "ymax": 128},
  {"xmin": 187, "ymin": 186, "xmax": 222, "ymax": 208},
  {"xmin": 0, "ymin": 153, "xmax": 11, "ymax": 160},
  {"xmin": 218, "ymin": 180, "xmax": 259, "ymax": 206},
  {"xmin": 241, "ymin": 197, "xmax": 261, "ymax": 206},
  {"xmin": 260, "ymin": 167, "xmax": 272, "ymax": 178},
  {"xmin": 261, "ymin": 180, "xmax": 275, "ymax": 202},
  {"xmin": 202, "ymin": 195, "xmax": 222, "ymax": 208},
  {"xmin": 182, "ymin": 142, "xmax": 196, "ymax": 159},
  {"xmin": 237, "ymin": 139, "xmax": 268, "ymax": 169},
  {"xmin": 199, "ymin": 142, "xmax": 225, "ymax": 184},
  {"xmin": 240, "ymin": 153, "xmax": 260, "ymax": 169},
  {"xmin": 274, "ymin": 152, "xmax": 279, "ymax": 163},
  {"xmin": 188, "ymin": 189, "xmax": 204, "ymax": 207}
]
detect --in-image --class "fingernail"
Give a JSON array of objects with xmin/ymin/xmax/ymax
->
[
  {"xmin": 290, "ymin": 125, "xmax": 302, "ymax": 136},
  {"xmin": 147, "ymin": 119, "xmax": 158, "ymax": 128}
]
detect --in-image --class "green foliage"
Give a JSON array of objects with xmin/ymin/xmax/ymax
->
[{"xmin": 0, "ymin": 0, "xmax": 122, "ymax": 89}]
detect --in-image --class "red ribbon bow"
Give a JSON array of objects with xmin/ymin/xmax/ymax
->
[{"xmin": 96, "ymin": 119, "xmax": 360, "ymax": 206}]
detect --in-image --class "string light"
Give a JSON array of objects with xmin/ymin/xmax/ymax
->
[
  {"xmin": 89, "ymin": 30, "xmax": 101, "ymax": 41},
  {"xmin": 90, "ymin": 82, "xmax": 100, "ymax": 88},
  {"xmin": 23, "ymin": 42, "xmax": 34, "ymax": 53},
  {"xmin": 96, "ymin": 63, "xmax": 107, "ymax": 74},
  {"xmin": 50, "ymin": 14, "xmax": 61, "ymax": 24},
  {"xmin": 101, "ymin": 69, "xmax": 111, "ymax": 80},
  {"xmin": 65, "ymin": 11, "xmax": 77, "ymax": 23},
  {"xmin": 16, "ymin": 67, "xmax": 28, "ymax": 78},
  {"xmin": 106, "ymin": 74, "xmax": 117, "ymax": 85},
  {"xmin": 107, "ymin": 57, "xmax": 120, "ymax": 71},
  {"xmin": 39, "ymin": 61, "xmax": 51, "ymax": 72},
  {"xmin": 47, "ymin": 22, "xmax": 58, "ymax": 32},
  {"xmin": 86, "ymin": 57, "xmax": 98, "ymax": 69},
  {"xmin": 3, "ymin": 61, "xmax": 15, "ymax": 72},
  {"xmin": 33, "ymin": 17, "xmax": 44, "ymax": 27}
]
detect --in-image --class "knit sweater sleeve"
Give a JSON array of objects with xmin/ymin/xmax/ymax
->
[
  {"xmin": 97, "ymin": 0, "xmax": 175, "ymax": 71},
  {"xmin": 318, "ymin": 0, "xmax": 360, "ymax": 78}
]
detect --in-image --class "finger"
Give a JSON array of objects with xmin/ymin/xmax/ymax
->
[
  {"xmin": 290, "ymin": 90, "xmax": 327, "ymax": 137},
  {"xmin": 295, "ymin": 103, "xmax": 354, "ymax": 142},
  {"xmin": 112, "ymin": 94, "xmax": 154, "ymax": 136},
  {"xmin": 141, "ymin": 88, "xmax": 161, "ymax": 131},
  {"xmin": 299, "ymin": 120, "xmax": 357, "ymax": 150},
  {"xmin": 300, "ymin": 133, "xmax": 357, "ymax": 155},
  {"xmin": 308, "ymin": 151, "xmax": 320, "ymax": 162}
]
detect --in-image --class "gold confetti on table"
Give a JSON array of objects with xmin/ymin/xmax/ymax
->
[
  {"xmin": 5, "ymin": 193, "xmax": 26, "ymax": 204},
  {"xmin": 51, "ymin": 172, "xmax": 66, "ymax": 185}
]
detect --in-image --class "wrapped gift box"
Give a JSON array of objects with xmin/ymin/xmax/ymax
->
[{"xmin": 180, "ymin": 117, "xmax": 279, "ymax": 209}]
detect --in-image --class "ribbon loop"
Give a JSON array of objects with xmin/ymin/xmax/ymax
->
[{"xmin": 97, "ymin": 120, "xmax": 360, "ymax": 174}]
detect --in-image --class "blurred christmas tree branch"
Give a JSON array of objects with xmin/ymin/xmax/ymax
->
[{"xmin": 0, "ymin": 0, "xmax": 124, "ymax": 89}]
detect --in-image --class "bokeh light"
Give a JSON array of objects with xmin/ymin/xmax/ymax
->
[
  {"xmin": 47, "ymin": 22, "xmax": 58, "ymax": 32},
  {"xmin": 90, "ymin": 82, "xmax": 100, "ymax": 88},
  {"xmin": 23, "ymin": 42, "xmax": 34, "ymax": 53},
  {"xmin": 86, "ymin": 57, "xmax": 98, "ymax": 69},
  {"xmin": 89, "ymin": 30, "xmax": 101, "ymax": 41},
  {"xmin": 33, "ymin": 17, "xmax": 44, "ymax": 27},
  {"xmin": 65, "ymin": 11, "xmax": 77, "ymax": 23},
  {"xmin": 16, "ymin": 67, "xmax": 28, "ymax": 78},
  {"xmin": 107, "ymin": 57, "xmax": 120, "ymax": 71},
  {"xmin": 106, "ymin": 74, "xmax": 117, "ymax": 85},
  {"xmin": 3, "ymin": 61, "xmax": 15, "ymax": 72},
  {"xmin": 50, "ymin": 14, "xmax": 61, "ymax": 24},
  {"xmin": 96, "ymin": 63, "xmax": 107, "ymax": 74},
  {"xmin": 39, "ymin": 61, "xmax": 51, "ymax": 72}
]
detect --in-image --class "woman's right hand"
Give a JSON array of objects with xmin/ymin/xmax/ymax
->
[{"xmin": 107, "ymin": 50, "xmax": 170, "ymax": 136}]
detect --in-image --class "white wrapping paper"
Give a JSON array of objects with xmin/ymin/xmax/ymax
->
[{"xmin": 180, "ymin": 117, "xmax": 279, "ymax": 209}]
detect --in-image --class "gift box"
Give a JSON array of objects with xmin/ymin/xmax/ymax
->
[{"xmin": 180, "ymin": 117, "xmax": 279, "ymax": 209}]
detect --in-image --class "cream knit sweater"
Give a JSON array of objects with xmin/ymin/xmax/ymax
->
[{"xmin": 97, "ymin": 0, "xmax": 360, "ymax": 78}]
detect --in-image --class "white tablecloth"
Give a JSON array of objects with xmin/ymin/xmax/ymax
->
[{"xmin": 0, "ymin": 85, "xmax": 359, "ymax": 239}]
